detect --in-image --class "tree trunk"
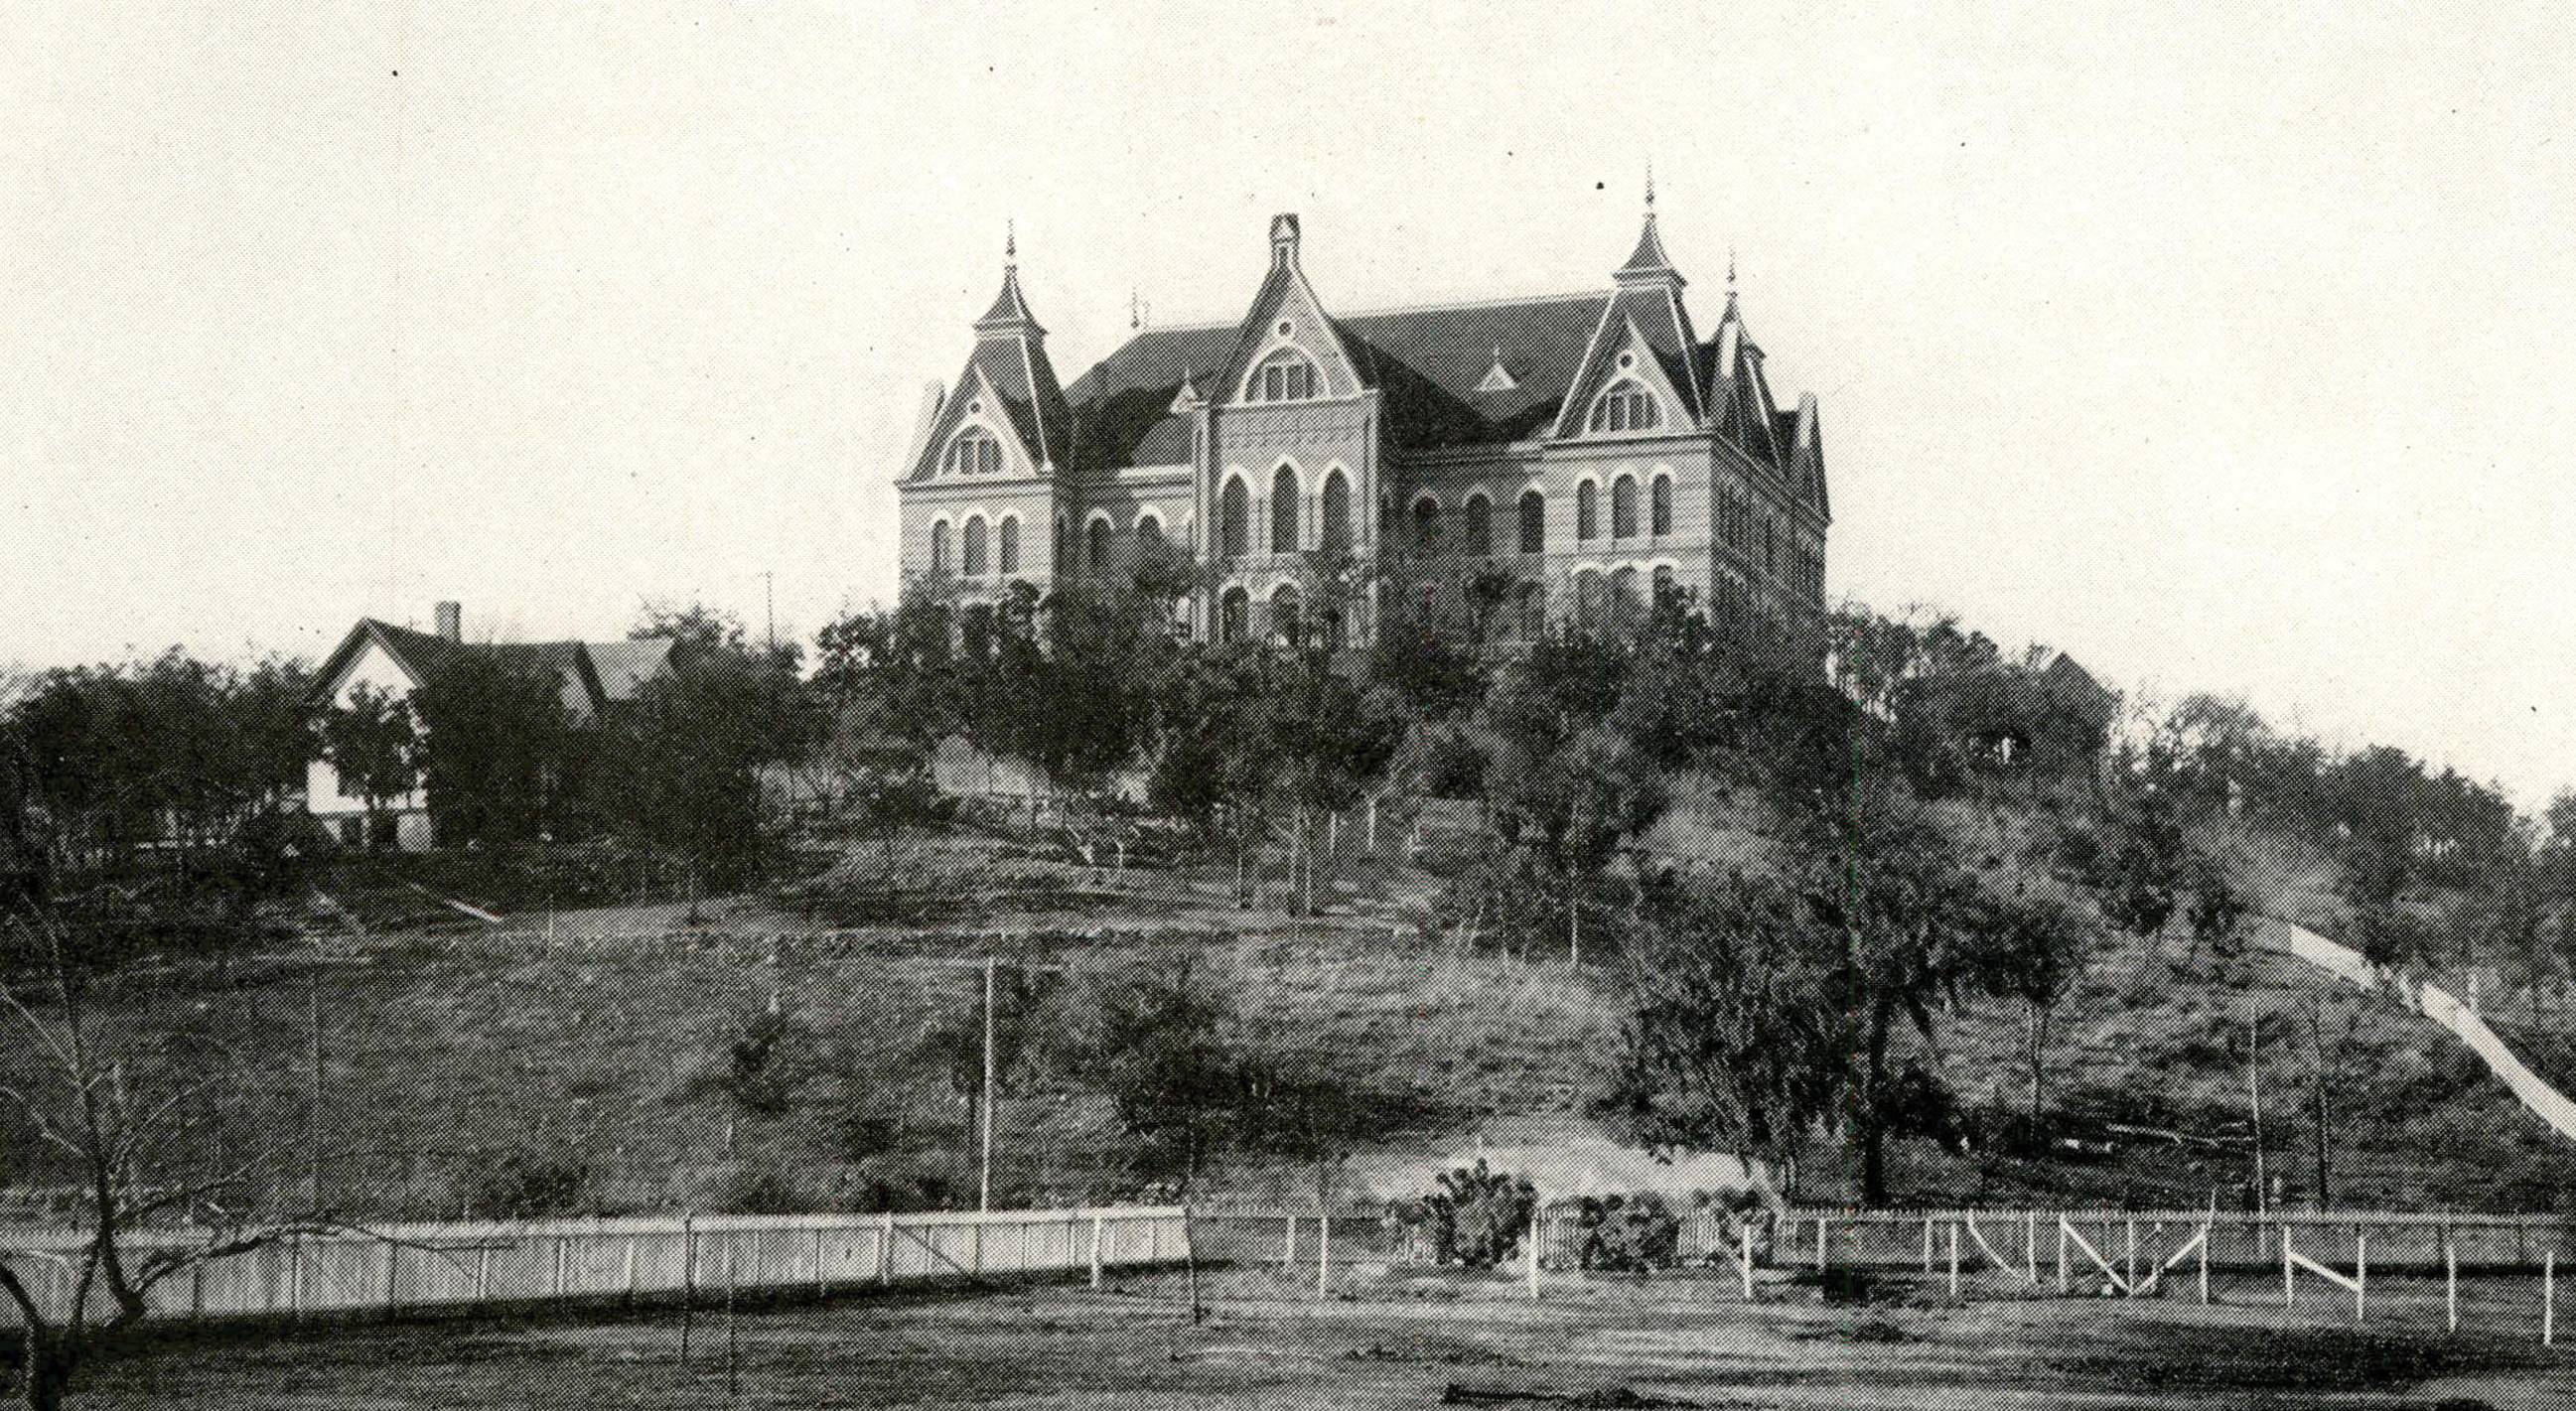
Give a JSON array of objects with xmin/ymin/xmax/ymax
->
[
  {"xmin": 1859, "ymin": 1004, "xmax": 1894, "ymax": 1205},
  {"xmin": 19, "ymin": 1327, "xmax": 73, "ymax": 1411},
  {"xmin": 2027, "ymin": 1001, "xmax": 2050, "ymax": 1127}
]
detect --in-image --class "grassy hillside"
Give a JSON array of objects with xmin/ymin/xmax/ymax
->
[{"xmin": 9, "ymin": 800, "xmax": 2576, "ymax": 1224}]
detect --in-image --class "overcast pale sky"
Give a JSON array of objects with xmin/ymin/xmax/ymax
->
[{"xmin": 4, "ymin": 4, "xmax": 2571, "ymax": 805}]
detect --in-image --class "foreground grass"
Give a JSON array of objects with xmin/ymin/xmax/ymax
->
[{"xmin": 53, "ymin": 1266, "xmax": 2576, "ymax": 1409}]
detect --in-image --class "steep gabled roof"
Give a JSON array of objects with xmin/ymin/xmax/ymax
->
[
  {"xmin": 309, "ymin": 620, "xmax": 671, "ymax": 723},
  {"xmin": 1063, "ymin": 323, "xmax": 1236, "ymax": 469}
]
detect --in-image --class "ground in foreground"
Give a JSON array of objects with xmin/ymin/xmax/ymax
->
[{"xmin": 57, "ymin": 1266, "xmax": 2576, "ymax": 1409}]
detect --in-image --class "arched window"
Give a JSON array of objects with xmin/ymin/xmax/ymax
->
[
  {"xmin": 1270, "ymin": 585, "xmax": 1304, "ymax": 648},
  {"xmin": 1271, "ymin": 464, "xmax": 1301, "ymax": 554},
  {"xmin": 1320, "ymin": 470, "xmax": 1352, "ymax": 551},
  {"xmin": 1611, "ymin": 476, "xmax": 1639, "ymax": 539},
  {"xmin": 998, "ymin": 516, "xmax": 1020, "ymax": 575},
  {"xmin": 1219, "ymin": 477, "xmax": 1250, "ymax": 557},
  {"xmin": 1517, "ymin": 489, "xmax": 1545, "ymax": 555},
  {"xmin": 1244, "ymin": 349, "xmax": 1320, "ymax": 402},
  {"xmin": 1218, "ymin": 586, "xmax": 1250, "ymax": 643},
  {"xmin": 1586, "ymin": 379, "xmax": 1662, "ymax": 434},
  {"xmin": 1576, "ymin": 482, "xmax": 1599, "ymax": 542},
  {"xmin": 1412, "ymin": 495, "xmax": 1442, "ymax": 553},
  {"xmin": 1650, "ymin": 474, "xmax": 1673, "ymax": 536},
  {"xmin": 944, "ymin": 427, "xmax": 1003, "ymax": 476},
  {"xmin": 1087, "ymin": 515, "xmax": 1113, "ymax": 572},
  {"xmin": 930, "ymin": 520, "xmax": 951, "ymax": 575},
  {"xmin": 1574, "ymin": 570, "xmax": 1602, "ymax": 626},
  {"xmin": 1135, "ymin": 513, "xmax": 1164, "ymax": 548},
  {"xmin": 962, "ymin": 515, "xmax": 990, "ymax": 577},
  {"xmin": 1461, "ymin": 493, "xmax": 1493, "ymax": 557},
  {"xmin": 1611, "ymin": 566, "xmax": 1641, "ymax": 621}
]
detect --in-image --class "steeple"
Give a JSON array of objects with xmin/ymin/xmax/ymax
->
[
  {"xmin": 1615, "ymin": 166, "xmax": 1683, "ymax": 288},
  {"xmin": 976, "ymin": 220, "xmax": 1044, "ymax": 335}
]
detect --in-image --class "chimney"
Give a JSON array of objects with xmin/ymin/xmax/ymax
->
[{"xmin": 434, "ymin": 601, "xmax": 463, "ymax": 642}]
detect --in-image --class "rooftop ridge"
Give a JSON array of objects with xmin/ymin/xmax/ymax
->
[{"xmin": 1125, "ymin": 287, "xmax": 1613, "ymax": 339}]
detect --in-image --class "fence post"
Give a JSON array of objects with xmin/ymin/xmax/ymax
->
[
  {"xmin": 2025, "ymin": 1210, "xmax": 2038, "ymax": 1284},
  {"xmin": 1284, "ymin": 1214, "xmax": 1298, "ymax": 1272},
  {"xmin": 552, "ymin": 1236, "xmax": 568, "ymax": 1298},
  {"xmin": 624, "ymin": 1237, "xmax": 640, "ymax": 1305},
  {"xmin": 288, "ymin": 1234, "xmax": 304, "ymax": 1322},
  {"xmin": 1089, "ymin": 1214, "xmax": 1104, "ymax": 1289},
  {"xmin": 1922, "ymin": 1217, "xmax": 1933, "ymax": 1273},
  {"xmin": 1526, "ymin": 1210, "xmax": 1542, "ymax": 1301},
  {"xmin": 1814, "ymin": 1217, "xmax": 1826, "ymax": 1273},
  {"xmin": 815, "ymin": 1225, "xmax": 829, "ymax": 1297},
  {"xmin": 2198, "ymin": 1222, "xmax": 2210, "ymax": 1305},
  {"xmin": 2283, "ymin": 1226, "xmax": 2295, "ymax": 1308},
  {"xmin": 1318, "ymin": 1214, "xmax": 1332, "ymax": 1299},
  {"xmin": 880, "ymin": 1213, "xmax": 895, "ymax": 1286},
  {"xmin": 2124, "ymin": 1218, "xmax": 2137, "ymax": 1292},
  {"xmin": 2446, "ymin": 1233, "xmax": 2458, "ymax": 1333},
  {"xmin": 2056, "ymin": 1218, "xmax": 2068, "ymax": 1293},
  {"xmin": 382, "ymin": 1240, "xmax": 400, "ymax": 1319},
  {"xmin": 1946, "ymin": 1219, "xmax": 1960, "ymax": 1299},
  {"xmin": 2355, "ymin": 1233, "xmax": 2367, "ymax": 1323},
  {"xmin": 1740, "ymin": 1223, "xmax": 1755, "ymax": 1300},
  {"xmin": 2546, "ymin": 1250, "xmax": 2556, "ymax": 1347}
]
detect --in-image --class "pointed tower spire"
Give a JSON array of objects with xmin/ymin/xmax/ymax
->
[
  {"xmin": 1616, "ymin": 168, "xmax": 1682, "ymax": 288},
  {"xmin": 977, "ymin": 220, "xmax": 1042, "ymax": 334}
]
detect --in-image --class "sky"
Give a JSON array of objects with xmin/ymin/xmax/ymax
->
[{"xmin": 3, "ymin": 4, "xmax": 2572, "ymax": 807}]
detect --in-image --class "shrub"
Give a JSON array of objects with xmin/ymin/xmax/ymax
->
[
  {"xmin": 717, "ymin": 1165, "xmax": 812, "ymax": 1214},
  {"xmin": 463, "ymin": 1146, "xmax": 593, "ymax": 1219},
  {"xmin": 1570, "ymin": 1193, "xmax": 1681, "ymax": 1272},
  {"xmin": 1397, "ymin": 1161, "xmax": 1536, "ymax": 1269}
]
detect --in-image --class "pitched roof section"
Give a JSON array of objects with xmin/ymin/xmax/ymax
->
[
  {"xmin": 1064, "ymin": 323, "xmax": 1235, "ymax": 469},
  {"xmin": 311, "ymin": 620, "xmax": 677, "ymax": 724},
  {"xmin": 1617, "ymin": 213, "xmax": 1681, "ymax": 283}
]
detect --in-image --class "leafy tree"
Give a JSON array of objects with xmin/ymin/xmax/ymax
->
[
  {"xmin": 1965, "ymin": 892, "xmax": 2092, "ymax": 1126},
  {"xmin": 318, "ymin": 682, "xmax": 419, "ymax": 848},
  {"xmin": 589, "ymin": 645, "xmax": 805, "ymax": 917},
  {"xmin": 1059, "ymin": 953, "xmax": 1240, "ymax": 1193},
  {"xmin": 408, "ymin": 653, "xmax": 575, "ymax": 847},
  {"xmin": 1259, "ymin": 651, "xmax": 1402, "ymax": 914},
  {"xmin": 1476, "ymin": 722, "xmax": 1664, "ymax": 964},
  {"xmin": 2058, "ymin": 790, "xmax": 2188, "ymax": 942}
]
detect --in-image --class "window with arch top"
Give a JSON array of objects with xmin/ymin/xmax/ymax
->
[
  {"xmin": 1320, "ymin": 469, "xmax": 1353, "ymax": 551},
  {"xmin": 1412, "ymin": 496, "xmax": 1443, "ymax": 554},
  {"xmin": 930, "ymin": 520, "xmax": 952, "ymax": 575},
  {"xmin": 1586, "ymin": 379, "xmax": 1662, "ymax": 434},
  {"xmin": 998, "ymin": 516, "xmax": 1020, "ymax": 575},
  {"xmin": 1245, "ymin": 349, "xmax": 1320, "ymax": 403},
  {"xmin": 1461, "ymin": 492, "xmax": 1493, "ymax": 557},
  {"xmin": 1650, "ymin": 474, "xmax": 1673, "ymax": 536},
  {"xmin": 944, "ymin": 426, "xmax": 1003, "ymax": 476},
  {"xmin": 1271, "ymin": 464, "xmax": 1301, "ymax": 553},
  {"xmin": 1087, "ymin": 516, "xmax": 1113, "ymax": 572},
  {"xmin": 962, "ymin": 515, "xmax": 990, "ymax": 577},
  {"xmin": 1219, "ymin": 478, "xmax": 1250, "ymax": 557},
  {"xmin": 1576, "ymin": 482, "xmax": 1598, "ymax": 542},
  {"xmin": 1611, "ymin": 476, "xmax": 1639, "ymax": 540},
  {"xmin": 1517, "ymin": 489, "xmax": 1545, "ymax": 555}
]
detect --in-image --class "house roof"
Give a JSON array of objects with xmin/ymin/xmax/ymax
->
[{"xmin": 311, "ymin": 620, "xmax": 674, "ymax": 723}]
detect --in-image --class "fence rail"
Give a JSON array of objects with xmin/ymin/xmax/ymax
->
[
  {"xmin": 0, "ymin": 1205, "xmax": 1188, "ymax": 1330},
  {"xmin": 1784, "ymin": 1208, "xmax": 2576, "ymax": 1275}
]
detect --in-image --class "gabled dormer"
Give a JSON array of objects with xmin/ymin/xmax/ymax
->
[
  {"xmin": 905, "ymin": 230, "xmax": 1073, "ymax": 482},
  {"xmin": 1787, "ymin": 390, "xmax": 1831, "ymax": 521},
  {"xmin": 1215, "ymin": 214, "xmax": 1367, "ymax": 407},
  {"xmin": 1550, "ymin": 210, "xmax": 1707, "ymax": 439}
]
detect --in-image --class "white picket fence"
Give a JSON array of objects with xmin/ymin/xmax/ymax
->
[
  {"xmin": 2262, "ymin": 917, "xmax": 2576, "ymax": 1143},
  {"xmin": 0, "ymin": 1206, "xmax": 1188, "ymax": 1329}
]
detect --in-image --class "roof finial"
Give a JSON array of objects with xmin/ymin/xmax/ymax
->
[
  {"xmin": 1727, "ymin": 244, "xmax": 1738, "ymax": 292},
  {"xmin": 1130, "ymin": 288, "xmax": 1141, "ymax": 331},
  {"xmin": 1644, "ymin": 159, "xmax": 1656, "ymax": 217},
  {"xmin": 1005, "ymin": 217, "xmax": 1017, "ymax": 266}
]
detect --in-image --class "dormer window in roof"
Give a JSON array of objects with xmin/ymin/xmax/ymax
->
[
  {"xmin": 1585, "ymin": 377, "xmax": 1664, "ymax": 435},
  {"xmin": 1476, "ymin": 346, "xmax": 1518, "ymax": 394},
  {"xmin": 944, "ymin": 426, "xmax": 1003, "ymax": 477},
  {"xmin": 1244, "ymin": 348, "xmax": 1320, "ymax": 403}
]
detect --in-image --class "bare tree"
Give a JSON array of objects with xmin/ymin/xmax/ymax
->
[{"xmin": 0, "ymin": 915, "xmax": 377, "ymax": 1411}]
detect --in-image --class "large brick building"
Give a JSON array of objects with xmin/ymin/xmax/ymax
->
[{"xmin": 896, "ymin": 204, "xmax": 1828, "ymax": 645}]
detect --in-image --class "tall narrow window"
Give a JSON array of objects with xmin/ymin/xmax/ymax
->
[
  {"xmin": 962, "ymin": 515, "xmax": 990, "ymax": 577},
  {"xmin": 1245, "ymin": 349, "xmax": 1320, "ymax": 402},
  {"xmin": 1585, "ymin": 380, "xmax": 1662, "ymax": 434},
  {"xmin": 1136, "ymin": 514, "xmax": 1164, "ymax": 549},
  {"xmin": 1576, "ymin": 482, "xmax": 1598, "ymax": 542},
  {"xmin": 1271, "ymin": 464, "xmax": 1301, "ymax": 554},
  {"xmin": 1650, "ymin": 475, "xmax": 1673, "ymax": 536},
  {"xmin": 1220, "ymin": 477, "xmax": 1250, "ymax": 557},
  {"xmin": 1574, "ymin": 570, "xmax": 1602, "ymax": 626},
  {"xmin": 1462, "ymin": 493, "xmax": 1492, "ymax": 557},
  {"xmin": 1088, "ymin": 516, "xmax": 1113, "ymax": 571},
  {"xmin": 1517, "ymin": 489, "xmax": 1545, "ymax": 555},
  {"xmin": 1219, "ymin": 586, "xmax": 1250, "ymax": 643},
  {"xmin": 1611, "ymin": 567, "xmax": 1641, "ymax": 621},
  {"xmin": 944, "ymin": 428, "xmax": 1003, "ymax": 476},
  {"xmin": 998, "ymin": 516, "xmax": 1020, "ymax": 575},
  {"xmin": 930, "ymin": 520, "xmax": 951, "ymax": 575},
  {"xmin": 1611, "ymin": 476, "xmax": 1639, "ymax": 540},
  {"xmin": 1320, "ymin": 470, "xmax": 1352, "ymax": 551},
  {"xmin": 1412, "ymin": 496, "xmax": 1442, "ymax": 553}
]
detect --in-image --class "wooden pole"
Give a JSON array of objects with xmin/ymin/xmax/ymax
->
[
  {"xmin": 2124, "ymin": 1218, "xmax": 2137, "ymax": 1293},
  {"xmin": 2025, "ymin": 1210, "xmax": 2038, "ymax": 1284},
  {"xmin": 681, "ymin": 1215, "xmax": 697, "ymax": 1367},
  {"xmin": 980, "ymin": 956, "xmax": 997, "ymax": 1212},
  {"xmin": 2356, "ymin": 1232, "xmax": 2367, "ymax": 1323},
  {"xmin": 880, "ymin": 1213, "xmax": 896, "ymax": 1286},
  {"xmin": 1815, "ymin": 1217, "xmax": 1827, "ymax": 1272},
  {"xmin": 2056, "ymin": 1218, "xmax": 2069, "ymax": 1293},
  {"xmin": 724, "ymin": 1237, "xmax": 739, "ymax": 1405},
  {"xmin": 1088, "ymin": 1214, "xmax": 1104, "ymax": 1289},
  {"xmin": 1740, "ymin": 1223, "xmax": 1755, "ymax": 1301},
  {"xmin": 1527, "ymin": 1209, "xmax": 1542, "ymax": 1300},
  {"xmin": 2282, "ymin": 1225, "xmax": 2295, "ymax": 1309},
  {"xmin": 2198, "ymin": 1222, "xmax": 2210, "ymax": 1305},
  {"xmin": 1946, "ymin": 1219, "xmax": 1960, "ymax": 1298},
  {"xmin": 1922, "ymin": 1217, "xmax": 1933, "ymax": 1272},
  {"xmin": 1318, "ymin": 1214, "xmax": 1332, "ymax": 1299},
  {"xmin": 625, "ymin": 1237, "xmax": 641, "ymax": 1305},
  {"xmin": 2547, "ymin": 1250, "xmax": 2556, "ymax": 1347},
  {"xmin": 1184, "ymin": 1209, "xmax": 1202, "ymax": 1326},
  {"xmin": 2446, "ymin": 1233, "xmax": 2458, "ymax": 1333}
]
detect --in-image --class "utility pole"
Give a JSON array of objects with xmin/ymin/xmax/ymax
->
[
  {"xmin": 980, "ymin": 955, "xmax": 997, "ymax": 1212},
  {"xmin": 760, "ymin": 570, "xmax": 776, "ymax": 653},
  {"xmin": 2246, "ymin": 1004, "xmax": 2266, "ymax": 1215},
  {"xmin": 2307, "ymin": 997, "xmax": 2333, "ymax": 1209}
]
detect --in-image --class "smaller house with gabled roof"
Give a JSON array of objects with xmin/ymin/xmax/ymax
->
[{"xmin": 306, "ymin": 602, "xmax": 673, "ymax": 850}]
